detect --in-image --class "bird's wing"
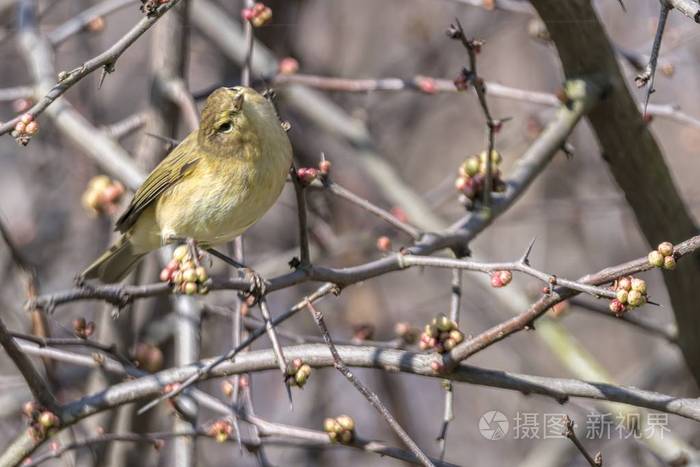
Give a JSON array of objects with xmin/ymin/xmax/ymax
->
[{"xmin": 115, "ymin": 135, "xmax": 200, "ymax": 233}]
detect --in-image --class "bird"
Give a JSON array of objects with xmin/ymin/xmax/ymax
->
[{"xmin": 80, "ymin": 86, "xmax": 293, "ymax": 283}]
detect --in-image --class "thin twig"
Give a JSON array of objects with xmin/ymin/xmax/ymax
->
[
  {"xmin": 635, "ymin": 0, "xmax": 672, "ymax": 115},
  {"xmin": 305, "ymin": 300, "xmax": 435, "ymax": 467},
  {"xmin": 241, "ymin": 0, "xmax": 254, "ymax": 87},
  {"xmin": 437, "ymin": 270, "xmax": 461, "ymax": 459},
  {"xmin": 102, "ymin": 111, "xmax": 148, "ymax": 139},
  {"xmin": 398, "ymin": 253, "xmax": 616, "ymax": 299},
  {"xmin": 443, "ymin": 235, "xmax": 700, "ymax": 370},
  {"xmin": 564, "ymin": 415, "xmax": 603, "ymax": 467},
  {"xmin": 47, "ymin": 0, "xmax": 136, "ymax": 46},
  {"xmin": 271, "ymin": 73, "xmax": 700, "ymax": 128},
  {"xmin": 135, "ymin": 284, "xmax": 336, "ymax": 415},
  {"xmin": 569, "ymin": 298, "xmax": 678, "ymax": 343},
  {"xmin": 0, "ymin": 85, "xmax": 34, "ymax": 101},
  {"xmin": 291, "ymin": 167, "xmax": 311, "ymax": 266},
  {"xmin": 667, "ymin": 0, "xmax": 700, "ymax": 22},
  {"xmin": 0, "ymin": 318, "xmax": 58, "ymax": 412},
  {"xmin": 10, "ymin": 332, "xmax": 133, "ymax": 366},
  {"xmin": 311, "ymin": 180, "xmax": 422, "ymax": 240},
  {"xmin": 449, "ymin": 19, "xmax": 497, "ymax": 209},
  {"xmin": 259, "ymin": 298, "xmax": 293, "ymax": 408},
  {"xmin": 2, "ymin": 0, "xmax": 183, "ymax": 137}
]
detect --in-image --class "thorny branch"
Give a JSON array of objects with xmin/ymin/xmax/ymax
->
[
  {"xmin": 635, "ymin": 0, "xmax": 672, "ymax": 114},
  {"xmin": 305, "ymin": 299, "xmax": 435, "ymax": 467},
  {"xmin": 564, "ymin": 416, "xmax": 603, "ymax": 467},
  {"xmin": 2, "ymin": 3, "xmax": 699, "ymax": 466},
  {"xmin": 448, "ymin": 19, "xmax": 499, "ymax": 209},
  {"xmin": 0, "ymin": 0, "xmax": 183, "ymax": 138}
]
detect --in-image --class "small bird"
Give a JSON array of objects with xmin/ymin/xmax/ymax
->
[{"xmin": 81, "ymin": 86, "xmax": 293, "ymax": 283}]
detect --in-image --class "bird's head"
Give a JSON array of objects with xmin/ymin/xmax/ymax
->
[{"xmin": 197, "ymin": 86, "xmax": 281, "ymax": 158}]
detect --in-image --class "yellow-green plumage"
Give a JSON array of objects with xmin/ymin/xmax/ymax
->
[{"xmin": 81, "ymin": 87, "xmax": 292, "ymax": 282}]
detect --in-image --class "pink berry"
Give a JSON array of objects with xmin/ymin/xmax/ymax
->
[
  {"xmin": 418, "ymin": 77, "xmax": 437, "ymax": 94},
  {"xmin": 160, "ymin": 268, "xmax": 171, "ymax": 282},
  {"xmin": 490, "ymin": 273, "xmax": 504, "ymax": 288},
  {"xmin": 279, "ymin": 57, "xmax": 299, "ymax": 75}
]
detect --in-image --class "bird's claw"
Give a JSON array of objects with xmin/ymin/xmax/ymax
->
[{"xmin": 186, "ymin": 238, "xmax": 202, "ymax": 268}]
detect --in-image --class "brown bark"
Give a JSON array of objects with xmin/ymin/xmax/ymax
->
[{"xmin": 530, "ymin": 0, "xmax": 700, "ymax": 386}]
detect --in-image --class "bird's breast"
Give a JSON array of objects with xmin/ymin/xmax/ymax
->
[{"xmin": 155, "ymin": 149, "xmax": 290, "ymax": 245}]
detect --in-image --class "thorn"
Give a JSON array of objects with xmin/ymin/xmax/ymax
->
[
  {"xmin": 520, "ymin": 237, "xmax": 537, "ymax": 265},
  {"xmin": 287, "ymin": 383, "xmax": 294, "ymax": 411},
  {"xmin": 98, "ymin": 62, "xmax": 115, "ymax": 89},
  {"xmin": 618, "ymin": 0, "xmax": 626, "ymax": 12},
  {"xmin": 145, "ymin": 132, "xmax": 180, "ymax": 147},
  {"xmin": 562, "ymin": 142, "xmax": 575, "ymax": 159}
]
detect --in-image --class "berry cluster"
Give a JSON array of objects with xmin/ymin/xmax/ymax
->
[
  {"xmin": 609, "ymin": 276, "xmax": 648, "ymax": 317},
  {"xmin": 648, "ymin": 242, "xmax": 676, "ymax": 270},
  {"xmin": 159, "ymin": 245, "xmax": 209, "ymax": 295},
  {"xmin": 73, "ymin": 317, "xmax": 95, "ymax": 339},
  {"xmin": 11, "ymin": 113, "xmax": 39, "ymax": 146},
  {"xmin": 490, "ymin": 270, "xmax": 512, "ymax": 288},
  {"xmin": 419, "ymin": 313, "xmax": 465, "ymax": 353},
  {"xmin": 323, "ymin": 415, "xmax": 355, "ymax": 444},
  {"xmin": 455, "ymin": 150, "xmax": 506, "ymax": 209},
  {"xmin": 23, "ymin": 402, "xmax": 59, "ymax": 441},
  {"xmin": 242, "ymin": 3, "xmax": 272, "ymax": 27},
  {"xmin": 208, "ymin": 420, "xmax": 233, "ymax": 443},
  {"xmin": 285, "ymin": 358, "xmax": 312, "ymax": 388},
  {"xmin": 296, "ymin": 159, "xmax": 331, "ymax": 186},
  {"xmin": 81, "ymin": 175, "xmax": 126, "ymax": 216}
]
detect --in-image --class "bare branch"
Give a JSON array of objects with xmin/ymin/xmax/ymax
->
[
  {"xmin": 1, "ymin": 0, "xmax": 183, "ymax": 138},
  {"xmin": 564, "ymin": 416, "xmax": 603, "ymax": 467},
  {"xmin": 668, "ymin": 0, "xmax": 700, "ymax": 22},
  {"xmin": 635, "ymin": 1, "xmax": 672, "ymax": 114},
  {"xmin": 305, "ymin": 300, "xmax": 435, "ymax": 467},
  {"xmin": 47, "ymin": 0, "xmax": 136, "ymax": 46}
]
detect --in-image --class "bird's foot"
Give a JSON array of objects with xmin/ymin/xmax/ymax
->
[{"xmin": 186, "ymin": 238, "xmax": 203, "ymax": 268}]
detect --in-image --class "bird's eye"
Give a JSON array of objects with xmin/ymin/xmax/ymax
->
[{"xmin": 217, "ymin": 122, "xmax": 233, "ymax": 134}]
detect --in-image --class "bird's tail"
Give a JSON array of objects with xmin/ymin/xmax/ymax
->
[{"xmin": 81, "ymin": 235, "xmax": 146, "ymax": 283}]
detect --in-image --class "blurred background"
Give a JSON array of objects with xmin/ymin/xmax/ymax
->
[{"xmin": 0, "ymin": 0, "xmax": 699, "ymax": 465}]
